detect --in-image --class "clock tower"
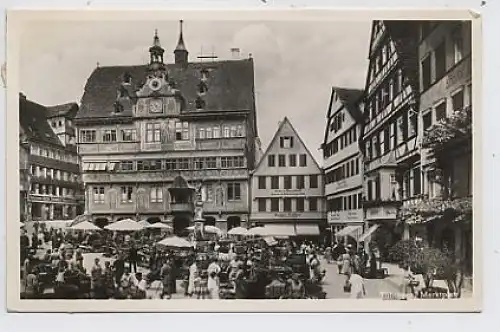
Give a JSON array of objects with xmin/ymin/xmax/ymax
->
[{"xmin": 149, "ymin": 29, "xmax": 166, "ymax": 74}]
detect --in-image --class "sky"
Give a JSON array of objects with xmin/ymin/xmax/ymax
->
[{"xmin": 19, "ymin": 19, "xmax": 371, "ymax": 164}]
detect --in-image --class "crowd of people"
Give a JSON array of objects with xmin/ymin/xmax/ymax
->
[{"xmin": 20, "ymin": 223, "xmax": 329, "ymax": 300}]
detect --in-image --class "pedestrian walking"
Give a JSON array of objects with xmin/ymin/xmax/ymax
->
[
  {"xmin": 207, "ymin": 257, "xmax": 221, "ymax": 299},
  {"xmin": 160, "ymin": 260, "xmax": 173, "ymax": 299},
  {"xmin": 113, "ymin": 253, "xmax": 125, "ymax": 286},
  {"xmin": 91, "ymin": 258, "xmax": 104, "ymax": 299},
  {"xmin": 187, "ymin": 260, "xmax": 198, "ymax": 297},
  {"xmin": 128, "ymin": 244, "xmax": 138, "ymax": 273},
  {"xmin": 75, "ymin": 248, "xmax": 84, "ymax": 270},
  {"xmin": 348, "ymin": 272, "xmax": 366, "ymax": 299},
  {"xmin": 103, "ymin": 261, "xmax": 115, "ymax": 299}
]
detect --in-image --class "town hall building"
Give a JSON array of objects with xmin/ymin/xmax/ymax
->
[{"xmin": 75, "ymin": 21, "xmax": 259, "ymax": 233}]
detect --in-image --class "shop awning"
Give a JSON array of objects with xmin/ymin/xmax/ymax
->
[
  {"xmin": 96, "ymin": 163, "xmax": 107, "ymax": 171},
  {"xmin": 262, "ymin": 224, "xmax": 296, "ymax": 237},
  {"xmin": 295, "ymin": 224, "xmax": 320, "ymax": 236},
  {"xmin": 83, "ymin": 162, "xmax": 107, "ymax": 171},
  {"xmin": 335, "ymin": 225, "xmax": 363, "ymax": 239},
  {"xmin": 358, "ymin": 224, "xmax": 380, "ymax": 242}
]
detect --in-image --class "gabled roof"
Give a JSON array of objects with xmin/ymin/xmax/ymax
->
[
  {"xmin": 46, "ymin": 102, "xmax": 79, "ymax": 118},
  {"xmin": 332, "ymin": 87, "xmax": 364, "ymax": 122},
  {"xmin": 76, "ymin": 58, "xmax": 255, "ymax": 119},
  {"xmin": 322, "ymin": 87, "xmax": 364, "ymax": 147},
  {"xmin": 19, "ymin": 94, "xmax": 62, "ymax": 147},
  {"xmin": 384, "ymin": 21, "xmax": 420, "ymax": 99},
  {"xmin": 254, "ymin": 117, "xmax": 321, "ymax": 172}
]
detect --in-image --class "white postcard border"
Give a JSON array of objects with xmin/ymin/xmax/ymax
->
[{"xmin": 5, "ymin": 8, "xmax": 483, "ymax": 312}]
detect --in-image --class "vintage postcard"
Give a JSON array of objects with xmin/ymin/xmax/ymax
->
[{"xmin": 5, "ymin": 9, "xmax": 482, "ymax": 312}]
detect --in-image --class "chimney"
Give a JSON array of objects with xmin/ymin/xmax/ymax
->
[{"xmin": 230, "ymin": 48, "xmax": 241, "ymax": 59}]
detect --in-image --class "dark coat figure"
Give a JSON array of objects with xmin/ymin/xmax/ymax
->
[
  {"xmin": 128, "ymin": 246, "xmax": 138, "ymax": 273},
  {"xmin": 103, "ymin": 262, "xmax": 115, "ymax": 299},
  {"xmin": 31, "ymin": 233, "xmax": 38, "ymax": 250},
  {"xmin": 160, "ymin": 261, "xmax": 174, "ymax": 299},
  {"xmin": 369, "ymin": 253, "xmax": 378, "ymax": 279},
  {"xmin": 20, "ymin": 233, "xmax": 30, "ymax": 263},
  {"xmin": 113, "ymin": 256, "xmax": 125, "ymax": 285}
]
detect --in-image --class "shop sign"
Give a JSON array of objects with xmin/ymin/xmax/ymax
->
[
  {"xmin": 29, "ymin": 194, "xmax": 51, "ymax": 202},
  {"xmin": 366, "ymin": 206, "xmax": 397, "ymax": 220},
  {"xmin": 327, "ymin": 210, "xmax": 363, "ymax": 223},
  {"xmin": 274, "ymin": 212, "xmax": 302, "ymax": 218},
  {"xmin": 271, "ymin": 189, "xmax": 305, "ymax": 196}
]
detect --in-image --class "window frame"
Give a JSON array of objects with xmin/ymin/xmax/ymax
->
[
  {"xmin": 268, "ymin": 155, "xmax": 276, "ymax": 167},
  {"xmin": 258, "ymin": 176, "xmax": 266, "ymax": 189},
  {"xmin": 299, "ymin": 154, "xmax": 307, "ymax": 167},
  {"xmin": 227, "ymin": 182, "xmax": 241, "ymax": 201}
]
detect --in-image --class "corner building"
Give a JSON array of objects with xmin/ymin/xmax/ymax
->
[
  {"xmin": 415, "ymin": 21, "xmax": 473, "ymax": 273},
  {"xmin": 75, "ymin": 23, "xmax": 258, "ymax": 232},
  {"xmin": 361, "ymin": 21, "xmax": 420, "ymax": 241},
  {"xmin": 19, "ymin": 94, "xmax": 84, "ymax": 222}
]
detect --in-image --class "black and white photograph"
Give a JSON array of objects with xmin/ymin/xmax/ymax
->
[{"xmin": 6, "ymin": 9, "xmax": 481, "ymax": 312}]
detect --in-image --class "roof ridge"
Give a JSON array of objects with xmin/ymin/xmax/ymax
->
[{"xmin": 254, "ymin": 117, "xmax": 322, "ymax": 172}]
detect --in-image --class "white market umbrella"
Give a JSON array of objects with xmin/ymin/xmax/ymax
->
[
  {"xmin": 186, "ymin": 225, "xmax": 222, "ymax": 234},
  {"xmin": 157, "ymin": 236, "xmax": 193, "ymax": 248},
  {"xmin": 138, "ymin": 220, "xmax": 150, "ymax": 227},
  {"xmin": 147, "ymin": 222, "xmax": 173, "ymax": 230},
  {"xmin": 70, "ymin": 220, "xmax": 101, "ymax": 231},
  {"xmin": 248, "ymin": 226, "xmax": 267, "ymax": 236},
  {"xmin": 227, "ymin": 226, "xmax": 250, "ymax": 236},
  {"xmin": 104, "ymin": 218, "xmax": 143, "ymax": 231}
]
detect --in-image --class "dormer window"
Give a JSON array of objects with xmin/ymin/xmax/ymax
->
[
  {"xmin": 198, "ymin": 81, "xmax": 208, "ymax": 95},
  {"xmin": 200, "ymin": 68, "xmax": 209, "ymax": 81},
  {"xmin": 195, "ymin": 97, "xmax": 206, "ymax": 110},
  {"xmin": 280, "ymin": 136, "xmax": 294, "ymax": 149},
  {"xmin": 114, "ymin": 102, "xmax": 124, "ymax": 113}
]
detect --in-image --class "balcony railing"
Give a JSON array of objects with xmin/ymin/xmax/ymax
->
[
  {"xmin": 78, "ymin": 142, "xmax": 140, "ymax": 155},
  {"xmin": 170, "ymin": 202, "xmax": 194, "ymax": 213}
]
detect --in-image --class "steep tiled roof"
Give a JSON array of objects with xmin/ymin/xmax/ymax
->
[
  {"xmin": 332, "ymin": 87, "xmax": 364, "ymax": 123},
  {"xmin": 77, "ymin": 59, "xmax": 255, "ymax": 119},
  {"xmin": 19, "ymin": 95, "xmax": 62, "ymax": 146},
  {"xmin": 384, "ymin": 21, "xmax": 420, "ymax": 98},
  {"xmin": 46, "ymin": 102, "xmax": 79, "ymax": 118}
]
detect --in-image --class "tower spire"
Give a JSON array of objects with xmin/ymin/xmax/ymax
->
[
  {"xmin": 174, "ymin": 20, "xmax": 189, "ymax": 66},
  {"xmin": 149, "ymin": 29, "xmax": 165, "ymax": 70}
]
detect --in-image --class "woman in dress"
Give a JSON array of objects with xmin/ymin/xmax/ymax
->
[
  {"xmin": 187, "ymin": 259, "xmax": 198, "ymax": 297},
  {"xmin": 160, "ymin": 260, "xmax": 173, "ymax": 299}
]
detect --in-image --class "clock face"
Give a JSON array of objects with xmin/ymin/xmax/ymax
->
[
  {"xmin": 149, "ymin": 78, "xmax": 162, "ymax": 91},
  {"xmin": 149, "ymin": 99, "xmax": 162, "ymax": 113}
]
